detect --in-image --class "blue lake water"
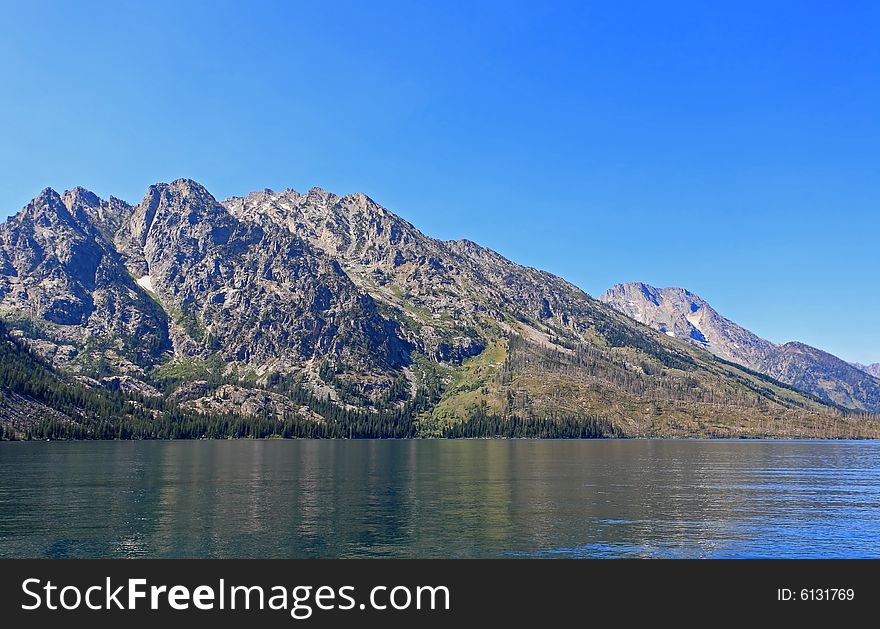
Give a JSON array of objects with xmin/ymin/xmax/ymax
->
[{"xmin": 1, "ymin": 439, "xmax": 878, "ymax": 558}]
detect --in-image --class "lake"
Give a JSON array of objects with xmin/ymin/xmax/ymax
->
[{"xmin": 1, "ymin": 439, "xmax": 878, "ymax": 558}]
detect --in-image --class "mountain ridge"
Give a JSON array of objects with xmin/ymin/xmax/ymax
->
[
  {"xmin": 2, "ymin": 181, "xmax": 878, "ymax": 439},
  {"xmin": 600, "ymin": 281, "xmax": 880, "ymax": 413}
]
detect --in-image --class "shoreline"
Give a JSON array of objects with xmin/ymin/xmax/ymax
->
[{"xmin": 1, "ymin": 435, "xmax": 876, "ymax": 443}]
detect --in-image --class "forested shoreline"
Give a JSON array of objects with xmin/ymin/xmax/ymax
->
[
  {"xmin": 3, "ymin": 321, "xmax": 877, "ymax": 442},
  {"xmin": 1, "ymin": 321, "xmax": 621, "ymax": 441}
]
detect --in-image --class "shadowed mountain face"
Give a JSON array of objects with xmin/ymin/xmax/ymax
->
[
  {"xmin": 600, "ymin": 282, "xmax": 880, "ymax": 413},
  {"xmin": 1, "ymin": 182, "xmax": 877, "ymax": 439}
]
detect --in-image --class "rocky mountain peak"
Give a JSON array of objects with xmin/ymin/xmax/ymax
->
[
  {"xmin": 20, "ymin": 187, "xmax": 73, "ymax": 226},
  {"xmin": 143, "ymin": 178, "xmax": 219, "ymax": 210},
  {"xmin": 635, "ymin": 282, "xmax": 660, "ymax": 304},
  {"xmin": 125, "ymin": 179, "xmax": 229, "ymax": 254},
  {"xmin": 304, "ymin": 186, "xmax": 335, "ymax": 207},
  {"xmin": 62, "ymin": 186, "xmax": 101, "ymax": 211},
  {"xmin": 35, "ymin": 186, "xmax": 62, "ymax": 203},
  {"xmin": 341, "ymin": 191, "xmax": 381, "ymax": 213},
  {"xmin": 60, "ymin": 187, "xmax": 118, "ymax": 237}
]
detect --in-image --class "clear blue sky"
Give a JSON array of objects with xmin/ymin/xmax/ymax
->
[{"xmin": 1, "ymin": 1, "xmax": 878, "ymax": 362}]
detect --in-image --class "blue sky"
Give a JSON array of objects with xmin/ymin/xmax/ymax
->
[{"xmin": 1, "ymin": 1, "xmax": 878, "ymax": 362}]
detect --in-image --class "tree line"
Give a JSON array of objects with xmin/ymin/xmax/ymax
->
[{"xmin": 4, "ymin": 321, "xmax": 620, "ymax": 440}]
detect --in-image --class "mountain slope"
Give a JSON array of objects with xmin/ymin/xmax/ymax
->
[
  {"xmin": 1, "ymin": 182, "xmax": 878, "ymax": 439},
  {"xmin": 600, "ymin": 282, "xmax": 880, "ymax": 413},
  {"xmin": 0, "ymin": 318, "xmax": 184, "ymax": 439}
]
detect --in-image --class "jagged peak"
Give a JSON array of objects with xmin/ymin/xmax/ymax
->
[
  {"xmin": 635, "ymin": 282, "xmax": 660, "ymax": 299},
  {"xmin": 340, "ymin": 191, "xmax": 377, "ymax": 208},
  {"xmin": 35, "ymin": 187, "xmax": 63, "ymax": 203},
  {"xmin": 609, "ymin": 281, "xmax": 658, "ymax": 293},
  {"xmin": 62, "ymin": 186, "xmax": 101, "ymax": 210},
  {"xmin": 305, "ymin": 186, "xmax": 335, "ymax": 201},
  {"xmin": 67, "ymin": 185, "xmax": 98, "ymax": 196},
  {"xmin": 237, "ymin": 187, "xmax": 300, "ymax": 204},
  {"xmin": 21, "ymin": 187, "xmax": 72, "ymax": 223},
  {"xmin": 602, "ymin": 282, "xmax": 662, "ymax": 306},
  {"xmin": 230, "ymin": 186, "xmax": 386, "ymax": 214},
  {"xmin": 107, "ymin": 195, "xmax": 131, "ymax": 208},
  {"xmin": 125, "ymin": 179, "xmax": 227, "ymax": 248},
  {"xmin": 139, "ymin": 179, "xmax": 219, "ymax": 211},
  {"xmin": 172, "ymin": 177, "xmax": 203, "ymax": 187},
  {"xmin": 149, "ymin": 178, "xmax": 213, "ymax": 196},
  {"xmin": 603, "ymin": 282, "xmax": 710, "ymax": 310}
]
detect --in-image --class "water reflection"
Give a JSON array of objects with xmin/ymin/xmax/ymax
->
[{"xmin": 0, "ymin": 440, "xmax": 878, "ymax": 558}]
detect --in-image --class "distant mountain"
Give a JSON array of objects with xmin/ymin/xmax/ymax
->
[
  {"xmin": 852, "ymin": 363, "xmax": 880, "ymax": 379},
  {"xmin": 600, "ymin": 282, "xmax": 880, "ymax": 413},
  {"xmin": 1, "ymin": 182, "xmax": 877, "ymax": 439}
]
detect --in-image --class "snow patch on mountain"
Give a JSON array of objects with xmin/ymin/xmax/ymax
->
[{"xmin": 136, "ymin": 275, "xmax": 154, "ymax": 293}]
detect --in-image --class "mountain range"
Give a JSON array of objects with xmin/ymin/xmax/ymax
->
[
  {"xmin": 1, "ymin": 180, "xmax": 877, "ymax": 439},
  {"xmin": 600, "ymin": 282, "xmax": 880, "ymax": 413}
]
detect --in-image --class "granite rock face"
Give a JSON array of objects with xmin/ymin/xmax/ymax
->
[{"xmin": 601, "ymin": 282, "xmax": 880, "ymax": 412}]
